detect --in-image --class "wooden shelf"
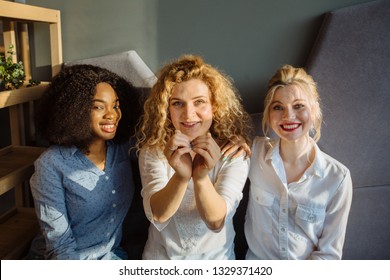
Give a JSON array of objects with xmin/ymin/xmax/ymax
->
[
  {"xmin": 0, "ymin": 207, "xmax": 39, "ymax": 259},
  {"xmin": 0, "ymin": 83, "xmax": 49, "ymax": 109},
  {"xmin": 0, "ymin": 0, "xmax": 62, "ymax": 259},
  {"xmin": 0, "ymin": 1, "xmax": 60, "ymax": 23},
  {"xmin": 0, "ymin": 145, "xmax": 45, "ymax": 196}
]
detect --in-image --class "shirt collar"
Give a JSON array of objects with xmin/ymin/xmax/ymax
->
[
  {"xmin": 311, "ymin": 140, "xmax": 326, "ymax": 178},
  {"xmin": 58, "ymin": 141, "xmax": 113, "ymax": 160},
  {"xmin": 58, "ymin": 145, "xmax": 79, "ymax": 159},
  {"xmin": 265, "ymin": 138, "xmax": 326, "ymax": 179}
]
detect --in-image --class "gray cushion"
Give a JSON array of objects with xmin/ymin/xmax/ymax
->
[
  {"xmin": 305, "ymin": 0, "xmax": 390, "ymax": 259},
  {"xmin": 306, "ymin": 0, "xmax": 390, "ymax": 188},
  {"xmin": 343, "ymin": 185, "xmax": 390, "ymax": 259},
  {"xmin": 65, "ymin": 50, "xmax": 157, "ymax": 88}
]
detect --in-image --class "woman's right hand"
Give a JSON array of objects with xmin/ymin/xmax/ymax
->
[{"xmin": 164, "ymin": 130, "xmax": 193, "ymax": 180}]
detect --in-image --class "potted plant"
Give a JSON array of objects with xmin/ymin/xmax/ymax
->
[{"xmin": 0, "ymin": 44, "xmax": 26, "ymax": 91}]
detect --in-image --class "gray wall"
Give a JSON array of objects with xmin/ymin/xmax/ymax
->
[{"xmin": 24, "ymin": 0, "xmax": 376, "ymax": 113}]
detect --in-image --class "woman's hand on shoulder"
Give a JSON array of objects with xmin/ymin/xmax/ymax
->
[{"xmin": 221, "ymin": 135, "xmax": 251, "ymax": 160}]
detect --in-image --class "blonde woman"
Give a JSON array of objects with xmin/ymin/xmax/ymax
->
[
  {"xmin": 136, "ymin": 55, "xmax": 252, "ymax": 259},
  {"xmin": 245, "ymin": 65, "xmax": 353, "ymax": 259}
]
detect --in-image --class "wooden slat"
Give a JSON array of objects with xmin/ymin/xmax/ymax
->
[
  {"xmin": 0, "ymin": 146, "xmax": 45, "ymax": 196},
  {"xmin": 18, "ymin": 22, "xmax": 32, "ymax": 81},
  {"xmin": 0, "ymin": 1, "xmax": 60, "ymax": 24},
  {"xmin": 2, "ymin": 19, "xmax": 17, "ymax": 63},
  {"xmin": 0, "ymin": 83, "xmax": 49, "ymax": 109},
  {"xmin": 50, "ymin": 21, "xmax": 63, "ymax": 76},
  {"xmin": 0, "ymin": 207, "xmax": 39, "ymax": 260}
]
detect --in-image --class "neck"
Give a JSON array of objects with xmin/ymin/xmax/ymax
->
[
  {"xmin": 86, "ymin": 139, "xmax": 106, "ymax": 155},
  {"xmin": 279, "ymin": 136, "xmax": 313, "ymax": 164},
  {"xmin": 279, "ymin": 136, "xmax": 315, "ymax": 184},
  {"xmin": 84, "ymin": 140, "xmax": 107, "ymax": 170}
]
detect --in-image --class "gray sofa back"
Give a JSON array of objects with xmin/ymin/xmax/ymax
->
[{"xmin": 305, "ymin": 0, "xmax": 390, "ymax": 259}]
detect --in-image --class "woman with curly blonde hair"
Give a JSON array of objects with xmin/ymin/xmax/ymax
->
[{"xmin": 136, "ymin": 55, "xmax": 252, "ymax": 259}]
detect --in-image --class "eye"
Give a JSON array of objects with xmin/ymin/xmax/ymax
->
[
  {"xmin": 113, "ymin": 103, "xmax": 120, "ymax": 110},
  {"xmin": 92, "ymin": 105, "xmax": 104, "ymax": 110},
  {"xmin": 171, "ymin": 101, "xmax": 183, "ymax": 107},
  {"xmin": 294, "ymin": 104, "xmax": 305, "ymax": 109},
  {"xmin": 272, "ymin": 105, "xmax": 283, "ymax": 110},
  {"xmin": 194, "ymin": 99, "xmax": 206, "ymax": 105}
]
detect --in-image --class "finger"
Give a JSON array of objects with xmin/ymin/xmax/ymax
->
[
  {"xmin": 221, "ymin": 144, "xmax": 238, "ymax": 159},
  {"xmin": 192, "ymin": 139, "xmax": 220, "ymax": 157},
  {"xmin": 221, "ymin": 142, "xmax": 234, "ymax": 156},
  {"xmin": 243, "ymin": 143, "xmax": 251, "ymax": 159},
  {"xmin": 168, "ymin": 131, "xmax": 191, "ymax": 151},
  {"xmin": 192, "ymin": 148, "xmax": 214, "ymax": 169}
]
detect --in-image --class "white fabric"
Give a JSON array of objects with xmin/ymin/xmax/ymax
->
[
  {"xmin": 139, "ymin": 148, "xmax": 249, "ymax": 259},
  {"xmin": 245, "ymin": 137, "xmax": 353, "ymax": 260}
]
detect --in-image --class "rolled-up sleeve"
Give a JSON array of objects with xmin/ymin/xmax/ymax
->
[
  {"xmin": 213, "ymin": 156, "xmax": 250, "ymax": 220},
  {"xmin": 310, "ymin": 169, "xmax": 353, "ymax": 260},
  {"xmin": 139, "ymin": 149, "xmax": 172, "ymax": 231},
  {"xmin": 30, "ymin": 161, "xmax": 79, "ymax": 259}
]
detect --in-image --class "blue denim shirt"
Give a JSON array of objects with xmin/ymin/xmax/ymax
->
[{"xmin": 29, "ymin": 141, "xmax": 134, "ymax": 259}]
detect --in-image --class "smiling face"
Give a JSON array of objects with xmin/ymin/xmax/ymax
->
[
  {"xmin": 169, "ymin": 78, "xmax": 213, "ymax": 141},
  {"xmin": 90, "ymin": 82, "xmax": 122, "ymax": 141},
  {"xmin": 269, "ymin": 84, "xmax": 313, "ymax": 143}
]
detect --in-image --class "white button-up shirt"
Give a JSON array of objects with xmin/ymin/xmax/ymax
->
[
  {"xmin": 245, "ymin": 137, "xmax": 353, "ymax": 259},
  {"xmin": 139, "ymin": 148, "xmax": 249, "ymax": 259}
]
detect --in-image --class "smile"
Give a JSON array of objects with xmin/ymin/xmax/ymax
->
[
  {"xmin": 181, "ymin": 121, "xmax": 200, "ymax": 128},
  {"xmin": 281, "ymin": 123, "xmax": 301, "ymax": 131},
  {"xmin": 101, "ymin": 124, "xmax": 116, "ymax": 133}
]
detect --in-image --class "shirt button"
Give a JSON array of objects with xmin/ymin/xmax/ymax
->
[
  {"xmin": 106, "ymin": 232, "xmax": 110, "ymax": 237},
  {"xmin": 282, "ymin": 247, "xmax": 286, "ymax": 251},
  {"xmin": 112, "ymin": 190, "xmax": 116, "ymax": 194},
  {"xmin": 112, "ymin": 203, "xmax": 117, "ymax": 208},
  {"xmin": 282, "ymin": 209, "xmax": 287, "ymax": 213},
  {"xmin": 105, "ymin": 176, "xmax": 109, "ymax": 180},
  {"xmin": 281, "ymin": 227, "xmax": 286, "ymax": 232},
  {"xmin": 110, "ymin": 218, "xmax": 114, "ymax": 223}
]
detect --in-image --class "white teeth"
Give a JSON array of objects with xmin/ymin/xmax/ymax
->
[
  {"xmin": 102, "ymin": 124, "xmax": 114, "ymax": 129},
  {"xmin": 283, "ymin": 124, "xmax": 299, "ymax": 130},
  {"xmin": 183, "ymin": 122, "xmax": 197, "ymax": 126}
]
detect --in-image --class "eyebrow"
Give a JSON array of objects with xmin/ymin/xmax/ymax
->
[
  {"xmin": 170, "ymin": 95, "xmax": 208, "ymax": 101},
  {"xmin": 271, "ymin": 99, "xmax": 306, "ymax": 104},
  {"xmin": 93, "ymin": 98, "xmax": 119, "ymax": 103}
]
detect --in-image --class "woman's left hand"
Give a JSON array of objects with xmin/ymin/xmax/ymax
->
[
  {"xmin": 191, "ymin": 133, "xmax": 221, "ymax": 179},
  {"xmin": 220, "ymin": 136, "xmax": 251, "ymax": 160}
]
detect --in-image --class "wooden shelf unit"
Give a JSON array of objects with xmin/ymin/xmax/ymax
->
[{"xmin": 0, "ymin": 0, "xmax": 62, "ymax": 259}]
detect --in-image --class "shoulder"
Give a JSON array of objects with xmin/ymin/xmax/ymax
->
[
  {"xmin": 315, "ymin": 146, "xmax": 352, "ymax": 190},
  {"xmin": 139, "ymin": 146, "xmax": 164, "ymax": 160},
  {"xmin": 251, "ymin": 136, "xmax": 276, "ymax": 157},
  {"xmin": 252, "ymin": 136, "xmax": 275, "ymax": 147},
  {"xmin": 317, "ymin": 147, "xmax": 350, "ymax": 177},
  {"xmin": 36, "ymin": 145, "xmax": 65, "ymax": 163},
  {"xmin": 109, "ymin": 141, "xmax": 131, "ymax": 159},
  {"xmin": 34, "ymin": 145, "xmax": 78, "ymax": 169},
  {"xmin": 139, "ymin": 146, "xmax": 166, "ymax": 168}
]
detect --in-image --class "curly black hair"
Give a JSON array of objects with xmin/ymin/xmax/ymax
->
[{"xmin": 35, "ymin": 64, "xmax": 140, "ymax": 151}]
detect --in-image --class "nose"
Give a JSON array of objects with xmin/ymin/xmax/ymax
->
[
  {"xmin": 105, "ymin": 108, "xmax": 119, "ymax": 120},
  {"xmin": 283, "ymin": 107, "xmax": 296, "ymax": 120},
  {"xmin": 183, "ymin": 104, "xmax": 195, "ymax": 119}
]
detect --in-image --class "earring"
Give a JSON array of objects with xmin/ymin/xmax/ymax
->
[{"xmin": 309, "ymin": 126, "xmax": 316, "ymax": 137}]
